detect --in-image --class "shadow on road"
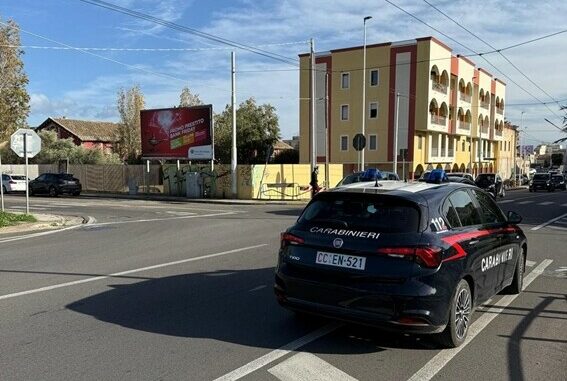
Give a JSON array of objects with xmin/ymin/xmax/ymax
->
[
  {"xmin": 265, "ymin": 208, "xmax": 303, "ymax": 217},
  {"xmin": 66, "ymin": 267, "xmax": 438, "ymax": 352}
]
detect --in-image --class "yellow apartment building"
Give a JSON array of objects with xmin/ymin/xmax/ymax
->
[{"xmin": 298, "ymin": 36, "xmax": 516, "ymax": 179}]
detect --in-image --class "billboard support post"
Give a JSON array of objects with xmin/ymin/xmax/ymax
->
[{"xmin": 146, "ymin": 159, "xmax": 150, "ymax": 194}]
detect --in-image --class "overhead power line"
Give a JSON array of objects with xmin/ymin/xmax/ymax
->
[
  {"xmin": 384, "ymin": 0, "xmax": 563, "ymax": 121},
  {"xmin": 422, "ymin": 0, "xmax": 561, "ymax": 108},
  {"xmin": 77, "ymin": 0, "xmax": 300, "ymax": 67}
]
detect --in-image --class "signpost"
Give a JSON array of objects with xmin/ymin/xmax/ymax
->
[
  {"xmin": 11, "ymin": 129, "xmax": 41, "ymax": 214},
  {"xmin": 353, "ymin": 133, "xmax": 366, "ymax": 171}
]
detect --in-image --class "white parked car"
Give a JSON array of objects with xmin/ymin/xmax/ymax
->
[{"xmin": 1, "ymin": 174, "xmax": 27, "ymax": 193}]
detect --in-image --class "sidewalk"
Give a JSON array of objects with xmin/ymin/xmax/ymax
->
[
  {"xmin": 0, "ymin": 212, "xmax": 85, "ymax": 235},
  {"xmin": 82, "ymin": 192, "xmax": 310, "ymax": 206}
]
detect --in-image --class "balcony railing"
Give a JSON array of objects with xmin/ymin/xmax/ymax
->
[
  {"xmin": 459, "ymin": 93, "xmax": 472, "ymax": 103},
  {"xmin": 432, "ymin": 82, "xmax": 448, "ymax": 94},
  {"xmin": 480, "ymin": 101, "xmax": 490, "ymax": 109},
  {"xmin": 481, "ymin": 126, "xmax": 489, "ymax": 134},
  {"xmin": 430, "ymin": 115, "xmax": 447, "ymax": 125},
  {"xmin": 496, "ymin": 108, "xmax": 503, "ymax": 115},
  {"xmin": 458, "ymin": 121, "xmax": 471, "ymax": 130}
]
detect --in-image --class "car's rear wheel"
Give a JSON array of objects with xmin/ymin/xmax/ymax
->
[
  {"xmin": 503, "ymin": 249, "xmax": 524, "ymax": 295},
  {"xmin": 439, "ymin": 279, "xmax": 472, "ymax": 348},
  {"xmin": 49, "ymin": 186, "xmax": 58, "ymax": 197},
  {"xmin": 72, "ymin": 191, "xmax": 81, "ymax": 196}
]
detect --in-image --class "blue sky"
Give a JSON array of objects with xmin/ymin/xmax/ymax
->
[{"xmin": 2, "ymin": 0, "xmax": 567, "ymax": 144}]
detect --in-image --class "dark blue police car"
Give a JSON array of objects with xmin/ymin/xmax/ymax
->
[{"xmin": 274, "ymin": 170, "xmax": 527, "ymax": 347}]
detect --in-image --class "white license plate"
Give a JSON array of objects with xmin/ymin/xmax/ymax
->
[{"xmin": 315, "ymin": 251, "xmax": 366, "ymax": 270}]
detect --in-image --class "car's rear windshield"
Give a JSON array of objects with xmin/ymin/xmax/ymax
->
[
  {"xmin": 57, "ymin": 174, "xmax": 75, "ymax": 179},
  {"xmin": 298, "ymin": 193, "xmax": 421, "ymax": 233},
  {"xmin": 533, "ymin": 174, "xmax": 549, "ymax": 180},
  {"xmin": 476, "ymin": 174, "xmax": 494, "ymax": 186},
  {"xmin": 11, "ymin": 176, "xmax": 26, "ymax": 180}
]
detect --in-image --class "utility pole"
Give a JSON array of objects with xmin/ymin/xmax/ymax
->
[
  {"xmin": 393, "ymin": 93, "xmax": 401, "ymax": 175},
  {"xmin": 0, "ymin": 153, "xmax": 4, "ymax": 212},
  {"xmin": 310, "ymin": 38, "xmax": 316, "ymax": 175},
  {"xmin": 520, "ymin": 111, "xmax": 525, "ymax": 182},
  {"xmin": 324, "ymin": 71, "xmax": 329, "ymax": 189},
  {"xmin": 231, "ymin": 51, "xmax": 237, "ymax": 199},
  {"xmin": 24, "ymin": 133, "xmax": 29, "ymax": 214},
  {"xmin": 361, "ymin": 16, "xmax": 372, "ymax": 171}
]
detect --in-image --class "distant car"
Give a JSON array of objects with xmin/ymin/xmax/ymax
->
[
  {"xmin": 1, "ymin": 174, "xmax": 27, "ymax": 193},
  {"xmin": 380, "ymin": 171, "xmax": 401, "ymax": 181},
  {"xmin": 417, "ymin": 170, "xmax": 432, "ymax": 182},
  {"xmin": 448, "ymin": 172, "xmax": 474, "ymax": 182},
  {"xmin": 475, "ymin": 173, "xmax": 505, "ymax": 198},
  {"xmin": 529, "ymin": 173, "xmax": 554, "ymax": 192},
  {"xmin": 551, "ymin": 174, "xmax": 566, "ymax": 191},
  {"xmin": 336, "ymin": 168, "xmax": 399, "ymax": 187},
  {"xmin": 447, "ymin": 175, "xmax": 476, "ymax": 186},
  {"xmin": 29, "ymin": 173, "xmax": 82, "ymax": 197}
]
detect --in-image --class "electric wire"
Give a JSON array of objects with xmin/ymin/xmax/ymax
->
[{"xmin": 76, "ymin": 0, "xmax": 300, "ymax": 67}]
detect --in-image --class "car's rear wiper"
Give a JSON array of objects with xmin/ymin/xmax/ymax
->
[{"xmin": 310, "ymin": 218, "xmax": 349, "ymax": 228}]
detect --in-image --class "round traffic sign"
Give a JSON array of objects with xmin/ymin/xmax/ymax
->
[{"xmin": 353, "ymin": 133, "xmax": 366, "ymax": 151}]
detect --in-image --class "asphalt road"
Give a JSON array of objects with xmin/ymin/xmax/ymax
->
[{"xmin": 0, "ymin": 190, "xmax": 565, "ymax": 381}]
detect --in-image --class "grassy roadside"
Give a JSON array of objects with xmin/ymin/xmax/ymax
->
[{"xmin": 0, "ymin": 211, "xmax": 37, "ymax": 228}]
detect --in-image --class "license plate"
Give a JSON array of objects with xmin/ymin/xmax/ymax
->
[{"xmin": 315, "ymin": 251, "xmax": 366, "ymax": 270}]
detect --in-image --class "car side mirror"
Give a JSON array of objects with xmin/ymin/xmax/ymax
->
[{"xmin": 507, "ymin": 211, "xmax": 522, "ymax": 224}]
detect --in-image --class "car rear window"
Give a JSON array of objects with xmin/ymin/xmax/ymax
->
[
  {"xmin": 298, "ymin": 193, "xmax": 421, "ymax": 233},
  {"xmin": 57, "ymin": 174, "xmax": 75, "ymax": 180},
  {"xmin": 533, "ymin": 174, "xmax": 549, "ymax": 180}
]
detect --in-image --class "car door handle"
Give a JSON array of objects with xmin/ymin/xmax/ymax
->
[{"xmin": 469, "ymin": 240, "xmax": 479, "ymax": 245}]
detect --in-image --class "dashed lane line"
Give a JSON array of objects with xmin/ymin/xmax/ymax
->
[
  {"xmin": 497, "ymin": 200, "xmax": 514, "ymax": 204},
  {"xmin": 537, "ymin": 201, "xmax": 554, "ymax": 206},
  {"xmin": 0, "ymin": 244, "xmax": 267, "ymax": 301},
  {"xmin": 406, "ymin": 259, "xmax": 553, "ymax": 381},
  {"xmin": 531, "ymin": 212, "xmax": 567, "ymax": 231},
  {"xmin": 518, "ymin": 201, "xmax": 534, "ymax": 205}
]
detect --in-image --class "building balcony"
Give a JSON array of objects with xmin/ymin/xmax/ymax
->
[
  {"xmin": 448, "ymin": 148, "xmax": 455, "ymax": 157},
  {"xmin": 431, "ymin": 147, "xmax": 439, "ymax": 157},
  {"xmin": 458, "ymin": 121, "xmax": 471, "ymax": 130},
  {"xmin": 432, "ymin": 82, "xmax": 448, "ymax": 94},
  {"xmin": 480, "ymin": 101, "xmax": 490, "ymax": 109},
  {"xmin": 430, "ymin": 115, "xmax": 447, "ymax": 126},
  {"xmin": 496, "ymin": 108, "xmax": 503, "ymax": 115},
  {"xmin": 495, "ymin": 129, "xmax": 503, "ymax": 137},
  {"xmin": 481, "ymin": 126, "xmax": 489, "ymax": 134},
  {"xmin": 459, "ymin": 93, "xmax": 472, "ymax": 103}
]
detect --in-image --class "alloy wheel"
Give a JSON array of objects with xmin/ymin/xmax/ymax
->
[{"xmin": 455, "ymin": 288, "xmax": 471, "ymax": 340}]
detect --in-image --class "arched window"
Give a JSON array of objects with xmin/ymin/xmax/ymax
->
[{"xmin": 430, "ymin": 66, "xmax": 440, "ymax": 82}]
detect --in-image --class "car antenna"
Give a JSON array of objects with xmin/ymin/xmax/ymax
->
[{"xmin": 374, "ymin": 178, "xmax": 382, "ymax": 187}]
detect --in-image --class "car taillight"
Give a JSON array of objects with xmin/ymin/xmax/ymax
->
[
  {"xmin": 377, "ymin": 246, "xmax": 442, "ymax": 268},
  {"xmin": 281, "ymin": 232, "xmax": 304, "ymax": 248}
]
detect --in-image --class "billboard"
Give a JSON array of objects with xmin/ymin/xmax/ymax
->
[{"xmin": 140, "ymin": 105, "xmax": 213, "ymax": 159}]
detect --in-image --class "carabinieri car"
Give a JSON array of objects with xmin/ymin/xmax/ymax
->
[{"xmin": 274, "ymin": 174, "xmax": 527, "ymax": 347}]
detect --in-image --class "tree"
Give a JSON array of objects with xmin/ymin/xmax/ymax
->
[
  {"xmin": 214, "ymin": 98, "xmax": 280, "ymax": 164},
  {"xmin": 116, "ymin": 85, "xmax": 145, "ymax": 162},
  {"xmin": 0, "ymin": 18, "xmax": 30, "ymax": 142},
  {"xmin": 0, "ymin": 130, "xmax": 121, "ymax": 164},
  {"xmin": 272, "ymin": 149, "xmax": 299, "ymax": 164},
  {"xmin": 179, "ymin": 86, "xmax": 203, "ymax": 107}
]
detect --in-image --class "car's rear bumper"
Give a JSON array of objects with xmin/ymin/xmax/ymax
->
[
  {"xmin": 58, "ymin": 185, "xmax": 82, "ymax": 194},
  {"xmin": 274, "ymin": 271, "xmax": 450, "ymax": 334}
]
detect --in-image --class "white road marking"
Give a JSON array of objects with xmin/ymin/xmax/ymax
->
[
  {"xmin": 248, "ymin": 285, "xmax": 267, "ymax": 292},
  {"xmin": 268, "ymin": 352, "xmax": 357, "ymax": 381},
  {"xmin": 165, "ymin": 211, "xmax": 198, "ymax": 216},
  {"xmin": 518, "ymin": 201, "xmax": 534, "ymax": 205},
  {"xmin": 497, "ymin": 200, "xmax": 514, "ymax": 204},
  {"xmin": 0, "ymin": 223, "xmax": 85, "ymax": 244},
  {"xmin": 562, "ymin": 203, "xmax": 567, "ymax": 207},
  {"xmin": 0, "ymin": 244, "xmax": 267, "ymax": 301},
  {"xmin": 407, "ymin": 259, "xmax": 553, "ymax": 381},
  {"xmin": 526, "ymin": 260, "xmax": 536, "ymax": 267},
  {"xmin": 537, "ymin": 201, "xmax": 554, "ymax": 206},
  {"xmin": 90, "ymin": 211, "xmax": 235, "ymax": 226},
  {"xmin": 531, "ymin": 212, "xmax": 567, "ymax": 231},
  {"xmin": 553, "ymin": 219, "xmax": 567, "ymax": 225},
  {"xmin": 214, "ymin": 322, "xmax": 343, "ymax": 381},
  {"xmin": 548, "ymin": 225, "xmax": 567, "ymax": 231}
]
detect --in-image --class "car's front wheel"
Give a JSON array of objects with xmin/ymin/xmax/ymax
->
[
  {"xmin": 48, "ymin": 186, "xmax": 58, "ymax": 197},
  {"xmin": 503, "ymin": 249, "xmax": 524, "ymax": 295},
  {"xmin": 439, "ymin": 279, "xmax": 472, "ymax": 348}
]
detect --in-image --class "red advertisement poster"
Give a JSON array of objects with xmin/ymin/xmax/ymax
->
[{"xmin": 140, "ymin": 105, "xmax": 213, "ymax": 159}]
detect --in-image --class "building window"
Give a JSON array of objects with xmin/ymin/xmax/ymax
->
[
  {"xmin": 462, "ymin": 141, "xmax": 465, "ymax": 152},
  {"xmin": 340, "ymin": 135, "xmax": 348, "ymax": 151},
  {"xmin": 418, "ymin": 135, "xmax": 423, "ymax": 150},
  {"xmin": 340, "ymin": 104, "xmax": 349, "ymax": 121},
  {"xmin": 369, "ymin": 102, "xmax": 378, "ymax": 118},
  {"xmin": 369, "ymin": 134, "xmax": 377, "ymax": 150},
  {"xmin": 370, "ymin": 70, "xmax": 379, "ymax": 86},
  {"xmin": 341, "ymin": 73, "xmax": 350, "ymax": 89}
]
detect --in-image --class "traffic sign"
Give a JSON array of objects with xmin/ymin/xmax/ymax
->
[
  {"xmin": 353, "ymin": 133, "xmax": 366, "ymax": 151},
  {"xmin": 11, "ymin": 129, "xmax": 41, "ymax": 158}
]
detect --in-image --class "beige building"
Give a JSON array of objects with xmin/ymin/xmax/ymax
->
[{"xmin": 299, "ymin": 36, "xmax": 515, "ymax": 179}]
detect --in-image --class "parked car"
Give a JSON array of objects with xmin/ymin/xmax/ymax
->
[
  {"xmin": 447, "ymin": 172, "xmax": 474, "ymax": 182},
  {"xmin": 475, "ymin": 173, "xmax": 505, "ymax": 198},
  {"xmin": 1, "ymin": 174, "xmax": 27, "ymax": 193},
  {"xmin": 336, "ymin": 168, "xmax": 399, "ymax": 187},
  {"xmin": 275, "ymin": 180, "xmax": 527, "ymax": 348},
  {"xmin": 447, "ymin": 175, "xmax": 476, "ymax": 186},
  {"xmin": 380, "ymin": 171, "xmax": 401, "ymax": 181},
  {"xmin": 529, "ymin": 173, "xmax": 554, "ymax": 192},
  {"xmin": 551, "ymin": 174, "xmax": 566, "ymax": 191},
  {"xmin": 29, "ymin": 173, "xmax": 82, "ymax": 197}
]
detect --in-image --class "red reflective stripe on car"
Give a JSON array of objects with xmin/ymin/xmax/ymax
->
[{"xmin": 442, "ymin": 243, "xmax": 467, "ymax": 262}]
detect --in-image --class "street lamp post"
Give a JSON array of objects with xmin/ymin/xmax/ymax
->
[
  {"xmin": 360, "ymin": 15, "xmax": 372, "ymax": 171},
  {"xmin": 520, "ymin": 111, "xmax": 525, "ymax": 183}
]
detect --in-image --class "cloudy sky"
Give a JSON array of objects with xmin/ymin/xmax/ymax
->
[{"xmin": 2, "ymin": 0, "xmax": 566, "ymax": 144}]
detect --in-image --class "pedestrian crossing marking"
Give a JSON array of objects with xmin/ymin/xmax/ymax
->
[
  {"xmin": 268, "ymin": 352, "xmax": 358, "ymax": 381},
  {"xmin": 538, "ymin": 201, "xmax": 554, "ymax": 206}
]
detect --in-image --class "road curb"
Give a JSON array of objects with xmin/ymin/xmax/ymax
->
[{"xmin": 0, "ymin": 212, "xmax": 87, "ymax": 236}]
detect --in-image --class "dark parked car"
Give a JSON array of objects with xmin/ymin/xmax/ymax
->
[
  {"xmin": 475, "ymin": 173, "xmax": 505, "ymax": 198},
  {"xmin": 274, "ymin": 180, "xmax": 527, "ymax": 348},
  {"xmin": 447, "ymin": 175, "xmax": 476, "ymax": 186},
  {"xmin": 551, "ymin": 174, "xmax": 566, "ymax": 191},
  {"xmin": 448, "ymin": 172, "xmax": 474, "ymax": 182},
  {"xmin": 529, "ymin": 173, "xmax": 554, "ymax": 192},
  {"xmin": 29, "ymin": 173, "xmax": 82, "ymax": 197},
  {"xmin": 336, "ymin": 168, "xmax": 399, "ymax": 187}
]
